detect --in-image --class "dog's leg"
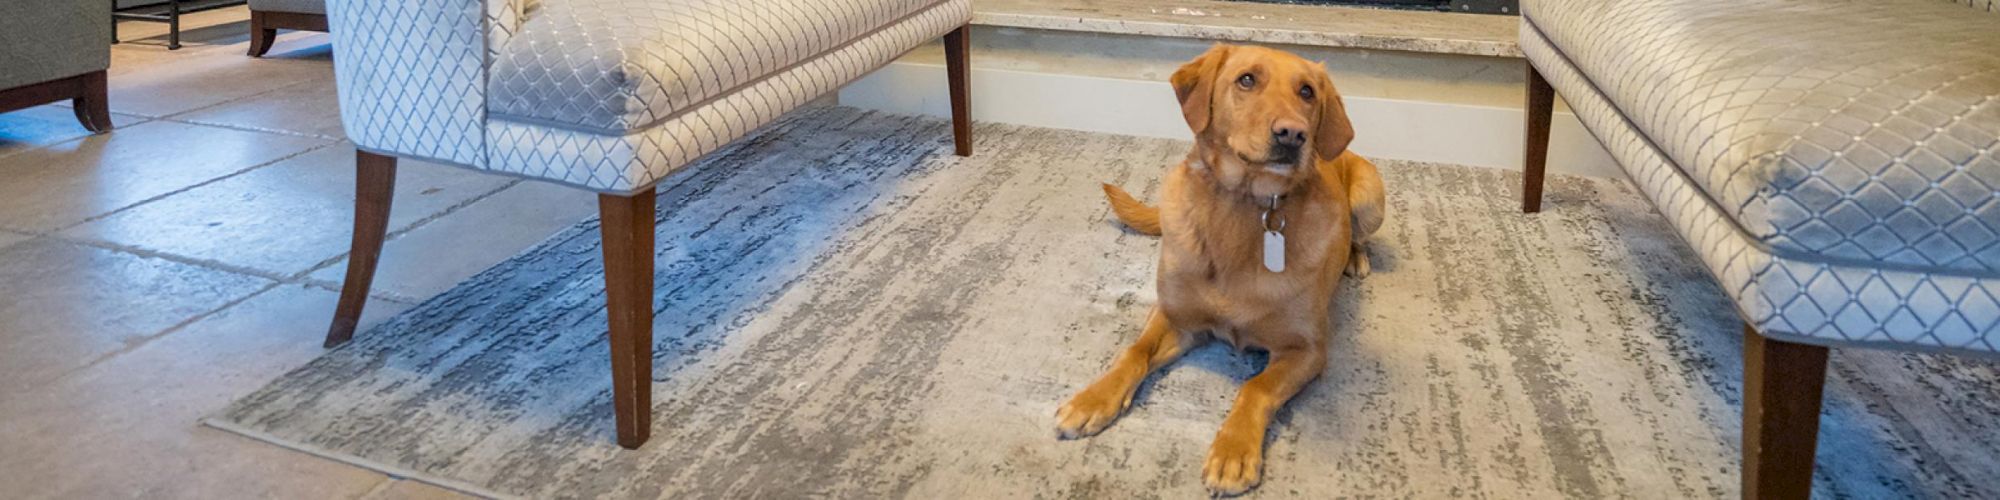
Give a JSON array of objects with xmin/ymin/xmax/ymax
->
[
  {"xmin": 1346, "ymin": 242, "xmax": 1371, "ymax": 277},
  {"xmin": 1204, "ymin": 344, "xmax": 1327, "ymax": 496},
  {"xmin": 1056, "ymin": 308, "xmax": 1200, "ymax": 438},
  {"xmin": 1343, "ymin": 157, "xmax": 1385, "ymax": 278}
]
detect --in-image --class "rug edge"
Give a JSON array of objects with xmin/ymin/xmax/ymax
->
[{"xmin": 199, "ymin": 417, "xmax": 521, "ymax": 500}]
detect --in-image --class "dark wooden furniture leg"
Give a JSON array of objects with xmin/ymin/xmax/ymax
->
[
  {"xmin": 1523, "ymin": 60, "xmax": 1553, "ymax": 214},
  {"xmin": 245, "ymin": 11, "xmax": 328, "ymax": 57},
  {"xmin": 247, "ymin": 11, "xmax": 278, "ymax": 57},
  {"xmin": 324, "ymin": 151, "xmax": 397, "ymax": 348},
  {"xmin": 73, "ymin": 71, "xmax": 112, "ymax": 133},
  {"xmin": 598, "ymin": 190, "xmax": 657, "ymax": 449},
  {"xmin": 1742, "ymin": 326, "xmax": 1829, "ymax": 500},
  {"xmin": 0, "ymin": 72, "xmax": 114, "ymax": 133},
  {"xmin": 943, "ymin": 24, "xmax": 972, "ymax": 157}
]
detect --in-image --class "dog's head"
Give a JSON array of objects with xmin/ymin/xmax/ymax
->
[{"xmin": 1172, "ymin": 44, "xmax": 1354, "ymax": 198}]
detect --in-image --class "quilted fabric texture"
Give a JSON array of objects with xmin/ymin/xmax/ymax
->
[
  {"xmin": 487, "ymin": 0, "xmax": 971, "ymax": 194},
  {"xmin": 1523, "ymin": 26, "xmax": 2000, "ymax": 354},
  {"xmin": 488, "ymin": 0, "xmax": 947, "ymax": 134},
  {"xmin": 329, "ymin": 0, "xmax": 967, "ymax": 193},
  {"xmin": 1523, "ymin": 0, "xmax": 2000, "ymax": 276},
  {"xmin": 328, "ymin": 0, "xmax": 498, "ymax": 167}
]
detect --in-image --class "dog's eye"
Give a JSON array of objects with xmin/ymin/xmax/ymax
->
[
  {"xmin": 1236, "ymin": 73, "xmax": 1256, "ymax": 89},
  {"xmin": 1299, "ymin": 85, "xmax": 1316, "ymax": 101}
]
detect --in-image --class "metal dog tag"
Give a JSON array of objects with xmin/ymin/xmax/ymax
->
[{"xmin": 1263, "ymin": 230, "xmax": 1286, "ymax": 273}]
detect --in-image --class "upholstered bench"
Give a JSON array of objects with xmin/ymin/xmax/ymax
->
[
  {"xmin": 323, "ymin": 0, "xmax": 973, "ymax": 448},
  {"xmin": 1518, "ymin": 0, "xmax": 1998, "ymax": 497}
]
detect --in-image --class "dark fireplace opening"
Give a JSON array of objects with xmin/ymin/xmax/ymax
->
[{"xmin": 1225, "ymin": 0, "xmax": 1517, "ymax": 15}]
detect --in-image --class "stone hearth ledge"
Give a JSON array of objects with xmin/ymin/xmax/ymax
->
[{"xmin": 974, "ymin": 0, "xmax": 1521, "ymax": 58}]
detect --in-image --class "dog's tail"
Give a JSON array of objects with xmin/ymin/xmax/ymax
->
[{"xmin": 1101, "ymin": 183, "xmax": 1162, "ymax": 236}]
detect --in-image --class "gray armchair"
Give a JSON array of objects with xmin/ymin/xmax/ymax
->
[
  {"xmin": 0, "ymin": 0, "xmax": 112, "ymax": 132},
  {"xmin": 247, "ymin": 0, "xmax": 327, "ymax": 57}
]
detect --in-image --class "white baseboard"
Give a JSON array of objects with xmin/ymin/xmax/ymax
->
[{"xmin": 840, "ymin": 62, "xmax": 1620, "ymax": 178}]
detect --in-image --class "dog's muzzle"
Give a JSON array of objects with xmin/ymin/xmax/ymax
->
[{"xmin": 1264, "ymin": 144, "xmax": 1301, "ymax": 169}]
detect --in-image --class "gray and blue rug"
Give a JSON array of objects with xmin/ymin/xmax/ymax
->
[{"xmin": 209, "ymin": 107, "xmax": 2000, "ymax": 498}]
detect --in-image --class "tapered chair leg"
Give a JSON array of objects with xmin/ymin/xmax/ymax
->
[
  {"xmin": 598, "ymin": 190, "xmax": 657, "ymax": 449},
  {"xmin": 72, "ymin": 71, "xmax": 112, "ymax": 133},
  {"xmin": 247, "ymin": 11, "xmax": 279, "ymax": 57},
  {"xmin": 943, "ymin": 24, "xmax": 972, "ymax": 157},
  {"xmin": 1742, "ymin": 327, "xmax": 1829, "ymax": 500},
  {"xmin": 324, "ymin": 151, "xmax": 397, "ymax": 348},
  {"xmin": 1523, "ymin": 61, "xmax": 1553, "ymax": 213}
]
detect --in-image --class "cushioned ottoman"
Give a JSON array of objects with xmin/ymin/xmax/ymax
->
[
  {"xmin": 322, "ymin": 0, "xmax": 974, "ymax": 448},
  {"xmin": 1518, "ymin": 0, "xmax": 1998, "ymax": 497}
]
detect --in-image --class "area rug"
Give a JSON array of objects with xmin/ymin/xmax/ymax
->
[{"xmin": 208, "ymin": 106, "xmax": 2000, "ymax": 498}]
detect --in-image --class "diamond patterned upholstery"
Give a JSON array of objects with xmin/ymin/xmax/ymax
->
[
  {"xmin": 328, "ymin": 0, "xmax": 496, "ymax": 167},
  {"xmin": 1521, "ymin": 1, "xmax": 2000, "ymax": 353},
  {"xmin": 327, "ymin": 0, "xmax": 969, "ymax": 194},
  {"xmin": 1524, "ymin": 0, "xmax": 2000, "ymax": 275},
  {"xmin": 487, "ymin": 0, "xmax": 971, "ymax": 193},
  {"xmin": 489, "ymin": 0, "xmax": 945, "ymax": 134}
]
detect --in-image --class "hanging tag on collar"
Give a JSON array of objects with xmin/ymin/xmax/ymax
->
[
  {"xmin": 1261, "ymin": 196, "xmax": 1285, "ymax": 273},
  {"xmin": 1263, "ymin": 230, "xmax": 1286, "ymax": 273}
]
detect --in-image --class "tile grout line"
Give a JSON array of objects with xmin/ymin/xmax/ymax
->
[
  {"xmin": 32, "ymin": 232, "xmax": 414, "ymax": 306},
  {"xmin": 46, "ymin": 234, "xmax": 298, "ymax": 282},
  {"xmin": 45, "ymin": 281, "xmax": 284, "ymax": 387},
  {"xmin": 50, "ymin": 139, "xmax": 343, "ymax": 232},
  {"xmin": 0, "ymin": 115, "xmax": 160, "ymax": 162},
  {"xmin": 165, "ymin": 48, "xmax": 340, "ymax": 111},
  {"xmin": 350, "ymin": 475, "xmax": 399, "ymax": 500},
  {"xmin": 37, "ymin": 210, "xmax": 457, "ymax": 305},
  {"xmin": 160, "ymin": 115, "xmax": 345, "ymax": 142},
  {"xmin": 284, "ymin": 178, "xmax": 529, "ymax": 283},
  {"xmin": 152, "ymin": 76, "xmax": 348, "ymax": 142},
  {"xmin": 82, "ymin": 53, "xmax": 327, "ymax": 123},
  {"xmin": 24, "ymin": 172, "xmax": 526, "ymax": 305},
  {"xmin": 295, "ymin": 279, "xmax": 423, "ymax": 305}
]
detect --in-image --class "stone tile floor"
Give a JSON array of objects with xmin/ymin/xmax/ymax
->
[{"xmin": 0, "ymin": 8, "xmax": 585, "ymax": 499}]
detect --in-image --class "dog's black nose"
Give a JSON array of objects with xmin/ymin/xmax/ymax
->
[{"xmin": 1272, "ymin": 125, "xmax": 1307, "ymax": 149}]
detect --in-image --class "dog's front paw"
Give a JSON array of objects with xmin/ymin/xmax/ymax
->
[
  {"xmin": 1202, "ymin": 431, "xmax": 1264, "ymax": 496},
  {"xmin": 1344, "ymin": 243, "xmax": 1371, "ymax": 278},
  {"xmin": 1055, "ymin": 387, "xmax": 1129, "ymax": 439}
]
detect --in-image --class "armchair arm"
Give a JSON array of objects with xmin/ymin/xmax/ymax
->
[
  {"xmin": 329, "ymin": 0, "xmax": 527, "ymax": 168},
  {"xmin": 0, "ymin": 0, "xmax": 111, "ymax": 90}
]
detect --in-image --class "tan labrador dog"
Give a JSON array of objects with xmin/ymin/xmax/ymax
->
[{"xmin": 1056, "ymin": 44, "xmax": 1385, "ymax": 496}]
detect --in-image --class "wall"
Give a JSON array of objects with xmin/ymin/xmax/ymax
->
[{"xmin": 841, "ymin": 27, "xmax": 1621, "ymax": 178}]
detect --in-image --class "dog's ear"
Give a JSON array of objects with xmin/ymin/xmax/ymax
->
[
  {"xmin": 1171, "ymin": 45, "xmax": 1232, "ymax": 135},
  {"xmin": 1313, "ymin": 69, "xmax": 1356, "ymax": 161}
]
